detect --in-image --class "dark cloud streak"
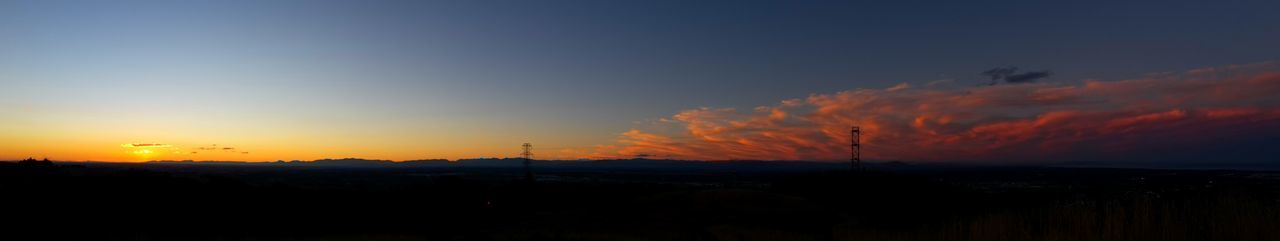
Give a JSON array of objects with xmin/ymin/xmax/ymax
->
[{"xmin": 982, "ymin": 66, "xmax": 1052, "ymax": 85}]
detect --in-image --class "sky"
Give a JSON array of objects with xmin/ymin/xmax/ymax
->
[{"xmin": 2, "ymin": 0, "xmax": 1279, "ymax": 163}]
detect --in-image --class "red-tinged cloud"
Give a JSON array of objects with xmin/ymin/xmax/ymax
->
[{"xmin": 589, "ymin": 62, "xmax": 1280, "ymax": 163}]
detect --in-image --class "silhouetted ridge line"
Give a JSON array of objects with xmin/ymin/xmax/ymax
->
[{"xmin": 133, "ymin": 158, "xmax": 919, "ymax": 172}]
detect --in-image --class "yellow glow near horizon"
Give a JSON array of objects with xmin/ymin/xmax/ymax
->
[
  {"xmin": 131, "ymin": 149, "xmax": 155, "ymax": 159},
  {"xmin": 0, "ymin": 104, "xmax": 607, "ymax": 162}
]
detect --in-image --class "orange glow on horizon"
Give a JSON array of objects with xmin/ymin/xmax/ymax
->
[{"xmin": 4, "ymin": 63, "xmax": 1280, "ymax": 163}]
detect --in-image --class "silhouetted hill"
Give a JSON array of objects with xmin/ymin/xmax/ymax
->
[
  {"xmin": 1053, "ymin": 160, "xmax": 1280, "ymax": 170},
  {"xmin": 304, "ymin": 158, "xmax": 397, "ymax": 167},
  {"xmin": 6, "ymin": 161, "xmax": 1279, "ymax": 240},
  {"xmin": 137, "ymin": 158, "xmax": 915, "ymax": 172},
  {"xmin": 87, "ymin": 158, "xmax": 1280, "ymax": 171}
]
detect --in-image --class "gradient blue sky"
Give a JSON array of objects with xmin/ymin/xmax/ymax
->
[{"xmin": 3, "ymin": 0, "xmax": 1279, "ymax": 161}]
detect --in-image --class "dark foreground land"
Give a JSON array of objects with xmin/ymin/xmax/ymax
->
[{"xmin": 3, "ymin": 160, "xmax": 1280, "ymax": 241}]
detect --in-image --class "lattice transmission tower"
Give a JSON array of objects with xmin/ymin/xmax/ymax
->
[
  {"xmin": 851, "ymin": 126, "xmax": 861, "ymax": 172},
  {"xmin": 521, "ymin": 143, "xmax": 534, "ymax": 181}
]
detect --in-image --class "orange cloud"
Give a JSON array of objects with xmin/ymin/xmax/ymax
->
[
  {"xmin": 121, "ymin": 143, "xmax": 171, "ymax": 148},
  {"xmin": 589, "ymin": 62, "xmax": 1280, "ymax": 163}
]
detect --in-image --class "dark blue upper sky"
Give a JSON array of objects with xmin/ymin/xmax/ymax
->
[{"xmin": 2, "ymin": 0, "xmax": 1279, "ymax": 161}]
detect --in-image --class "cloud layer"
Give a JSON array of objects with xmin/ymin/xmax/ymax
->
[
  {"xmin": 982, "ymin": 66, "xmax": 1053, "ymax": 85},
  {"xmin": 587, "ymin": 62, "xmax": 1280, "ymax": 163}
]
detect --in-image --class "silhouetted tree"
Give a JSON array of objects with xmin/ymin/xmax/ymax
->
[{"xmin": 17, "ymin": 157, "xmax": 53, "ymax": 166}]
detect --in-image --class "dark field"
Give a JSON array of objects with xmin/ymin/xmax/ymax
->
[{"xmin": 4, "ymin": 160, "xmax": 1280, "ymax": 241}]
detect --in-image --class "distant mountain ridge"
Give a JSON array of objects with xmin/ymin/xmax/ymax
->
[
  {"xmin": 137, "ymin": 158, "xmax": 874, "ymax": 172},
  {"xmin": 30, "ymin": 158, "xmax": 1280, "ymax": 171}
]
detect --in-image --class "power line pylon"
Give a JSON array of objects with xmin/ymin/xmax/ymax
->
[
  {"xmin": 521, "ymin": 143, "xmax": 534, "ymax": 181},
  {"xmin": 851, "ymin": 126, "xmax": 861, "ymax": 172}
]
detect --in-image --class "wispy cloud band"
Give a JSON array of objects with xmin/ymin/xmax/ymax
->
[{"xmin": 585, "ymin": 62, "xmax": 1280, "ymax": 163}]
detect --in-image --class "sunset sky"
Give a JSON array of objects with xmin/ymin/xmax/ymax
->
[{"xmin": 3, "ymin": 1, "xmax": 1279, "ymax": 163}]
